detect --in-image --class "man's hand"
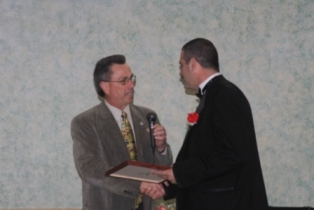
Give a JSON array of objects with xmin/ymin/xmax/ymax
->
[
  {"xmin": 147, "ymin": 124, "xmax": 167, "ymax": 152},
  {"xmin": 140, "ymin": 182, "xmax": 165, "ymax": 199},
  {"xmin": 152, "ymin": 168, "xmax": 177, "ymax": 184}
]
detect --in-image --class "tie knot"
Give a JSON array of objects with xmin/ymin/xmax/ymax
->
[{"xmin": 121, "ymin": 111, "xmax": 127, "ymax": 119}]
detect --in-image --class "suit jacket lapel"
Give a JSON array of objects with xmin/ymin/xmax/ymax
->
[
  {"xmin": 97, "ymin": 102, "xmax": 130, "ymax": 161},
  {"xmin": 129, "ymin": 105, "xmax": 149, "ymax": 161}
]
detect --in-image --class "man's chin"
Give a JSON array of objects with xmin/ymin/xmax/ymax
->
[
  {"xmin": 184, "ymin": 84, "xmax": 193, "ymax": 90},
  {"xmin": 182, "ymin": 82, "xmax": 192, "ymax": 89}
]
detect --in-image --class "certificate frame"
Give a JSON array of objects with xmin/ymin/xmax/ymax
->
[{"xmin": 105, "ymin": 160, "xmax": 171, "ymax": 183}]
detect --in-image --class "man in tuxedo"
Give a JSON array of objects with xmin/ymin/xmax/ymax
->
[
  {"xmin": 153, "ymin": 38, "xmax": 269, "ymax": 209},
  {"xmin": 71, "ymin": 55, "xmax": 172, "ymax": 210}
]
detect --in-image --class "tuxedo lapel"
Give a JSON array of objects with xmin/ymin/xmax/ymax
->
[
  {"xmin": 196, "ymin": 94, "xmax": 207, "ymax": 114},
  {"xmin": 177, "ymin": 75, "xmax": 224, "ymax": 162},
  {"xmin": 196, "ymin": 75, "xmax": 224, "ymax": 114}
]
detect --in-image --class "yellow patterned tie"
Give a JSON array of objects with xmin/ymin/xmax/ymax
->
[
  {"xmin": 121, "ymin": 111, "xmax": 142, "ymax": 209},
  {"xmin": 121, "ymin": 111, "xmax": 138, "ymax": 160}
]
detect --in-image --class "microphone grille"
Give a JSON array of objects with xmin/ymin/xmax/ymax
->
[{"xmin": 146, "ymin": 112, "xmax": 157, "ymax": 122}]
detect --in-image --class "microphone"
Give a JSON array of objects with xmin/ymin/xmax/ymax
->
[{"xmin": 146, "ymin": 112, "xmax": 157, "ymax": 155}]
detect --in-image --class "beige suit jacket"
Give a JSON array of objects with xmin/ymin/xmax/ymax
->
[{"xmin": 71, "ymin": 101, "xmax": 173, "ymax": 210}]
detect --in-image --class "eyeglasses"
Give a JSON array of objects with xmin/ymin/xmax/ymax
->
[{"xmin": 103, "ymin": 74, "xmax": 136, "ymax": 86}]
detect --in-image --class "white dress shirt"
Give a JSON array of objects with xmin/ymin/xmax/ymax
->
[{"xmin": 104, "ymin": 100, "xmax": 137, "ymax": 142}]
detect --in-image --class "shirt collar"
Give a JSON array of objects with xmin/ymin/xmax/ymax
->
[
  {"xmin": 104, "ymin": 100, "xmax": 131, "ymax": 127},
  {"xmin": 199, "ymin": 72, "xmax": 221, "ymax": 94}
]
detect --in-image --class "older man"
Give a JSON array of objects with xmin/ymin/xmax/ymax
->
[{"xmin": 71, "ymin": 55, "xmax": 172, "ymax": 210}]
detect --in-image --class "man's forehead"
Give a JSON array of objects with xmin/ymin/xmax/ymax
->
[
  {"xmin": 111, "ymin": 64, "xmax": 131, "ymax": 72},
  {"xmin": 112, "ymin": 63, "xmax": 130, "ymax": 69},
  {"xmin": 110, "ymin": 64, "xmax": 131, "ymax": 78},
  {"xmin": 179, "ymin": 54, "xmax": 186, "ymax": 64}
]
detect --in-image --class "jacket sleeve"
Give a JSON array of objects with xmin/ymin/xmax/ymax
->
[{"xmin": 71, "ymin": 115, "xmax": 141, "ymax": 198}]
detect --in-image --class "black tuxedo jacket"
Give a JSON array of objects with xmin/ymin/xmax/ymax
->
[{"xmin": 172, "ymin": 75, "xmax": 268, "ymax": 210}]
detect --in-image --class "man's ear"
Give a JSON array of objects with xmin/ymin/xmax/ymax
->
[
  {"xmin": 100, "ymin": 81, "xmax": 109, "ymax": 95},
  {"xmin": 189, "ymin": 57, "xmax": 197, "ymax": 71}
]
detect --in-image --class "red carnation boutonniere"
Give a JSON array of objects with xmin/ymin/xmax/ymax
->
[{"xmin": 187, "ymin": 112, "xmax": 199, "ymax": 126}]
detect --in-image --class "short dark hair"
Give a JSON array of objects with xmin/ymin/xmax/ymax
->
[
  {"xmin": 93, "ymin": 54, "xmax": 126, "ymax": 97},
  {"xmin": 182, "ymin": 38, "xmax": 219, "ymax": 71}
]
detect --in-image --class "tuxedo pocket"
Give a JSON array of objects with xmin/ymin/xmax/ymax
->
[
  {"xmin": 202, "ymin": 187, "xmax": 234, "ymax": 193},
  {"xmin": 196, "ymin": 169, "xmax": 239, "ymax": 193}
]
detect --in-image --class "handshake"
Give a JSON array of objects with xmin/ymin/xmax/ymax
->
[{"xmin": 140, "ymin": 168, "xmax": 176, "ymax": 199}]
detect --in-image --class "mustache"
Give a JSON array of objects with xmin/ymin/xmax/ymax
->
[{"xmin": 125, "ymin": 89, "xmax": 134, "ymax": 94}]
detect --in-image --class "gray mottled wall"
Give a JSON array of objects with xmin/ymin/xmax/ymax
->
[{"xmin": 0, "ymin": 0, "xmax": 313, "ymax": 208}]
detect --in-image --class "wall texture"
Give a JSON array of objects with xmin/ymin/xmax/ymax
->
[{"xmin": 0, "ymin": 0, "xmax": 313, "ymax": 208}]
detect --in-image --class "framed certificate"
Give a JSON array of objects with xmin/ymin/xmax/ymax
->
[{"xmin": 105, "ymin": 160, "xmax": 171, "ymax": 183}]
